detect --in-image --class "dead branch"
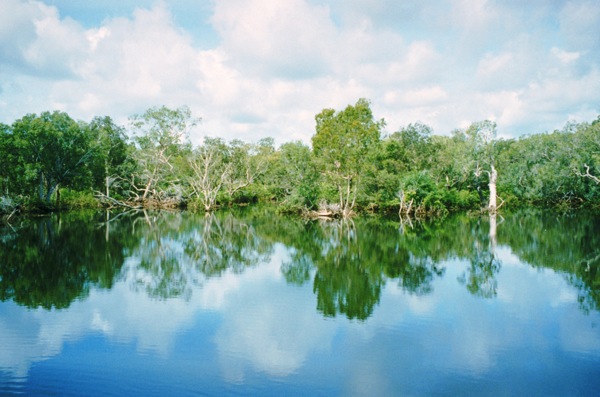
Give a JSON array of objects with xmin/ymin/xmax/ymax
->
[
  {"xmin": 95, "ymin": 191, "xmax": 143, "ymax": 209},
  {"xmin": 575, "ymin": 164, "xmax": 600, "ymax": 184}
]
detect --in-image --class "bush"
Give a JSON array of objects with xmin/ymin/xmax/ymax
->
[{"xmin": 59, "ymin": 189, "xmax": 99, "ymax": 209}]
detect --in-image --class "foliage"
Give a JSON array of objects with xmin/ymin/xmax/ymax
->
[
  {"xmin": 87, "ymin": 116, "xmax": 131, "ymax": 198},
  {"xmin": 10, "ymin": 111, "xmax": 94, "ymax": 205},
  {"xmin": 0, "ymin": 102, "xmax": 599, "ymax": 214},
  {"xmin": 312, "ymin": 98, "xmax": 385, "ymax": 216},
  {"xmin": 128, "ymin": 105, "xmax": 197, "ymax": 202}
]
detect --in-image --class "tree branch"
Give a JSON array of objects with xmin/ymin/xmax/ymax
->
[{"xmin": 575, "ymin": 164, "xmax": 600, "ymax": 184}]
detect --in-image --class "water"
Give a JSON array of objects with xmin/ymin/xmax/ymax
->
[{"xmin": 0, "ymin": 208, "xmax": 599, "ymax": 396}]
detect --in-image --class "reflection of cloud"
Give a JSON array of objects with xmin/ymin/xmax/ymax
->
[
  {"xmin": 368, "ymin": 253, "xmax": 600, "ymax": 382},
  {"xmin": 0, "ymin": 244, "xmax": 339, "ymax": 383},
  {"xmin": 0, "ymin": 303, "xmax": 47, "ymax": 378},
  {"xmin": 346, "ymin": 359, "xmax": 393, "ymax": 397},
  {"xmin": 214, "ymin": 244, "xmax": 336, "ymax": 381},
  {"xmin": 1, "ymin": 240, "xmax": 600, "ymax": 394},
  {"xmin": 0, "ymin": 255, "xmax": 219, "ymax": 377}
]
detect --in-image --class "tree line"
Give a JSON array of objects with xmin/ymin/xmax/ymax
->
[{"xmin": 1, "ymin": 99, "xmax": 599, "ymax": 217}]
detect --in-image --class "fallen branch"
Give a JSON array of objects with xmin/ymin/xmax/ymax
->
[{"xmin": 95, "ymin": 192, "xmax": 143, "ymax": 209}]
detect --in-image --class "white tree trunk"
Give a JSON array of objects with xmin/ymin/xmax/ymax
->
[{"xmin": 488, "ymin": 164, "xmax": 497, "ymax": 213}]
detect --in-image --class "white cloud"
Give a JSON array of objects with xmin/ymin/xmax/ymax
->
[
  {"xmin": 551, "ymin": 47, "xmax": 580, "ymax": 64},
  {"xmin": 0, "ymin": 0, "xmax": 86, "ymax": 76},
  {"xmin": 0, "ymin": 0, "xmax": 599, "ymax": 143},
  {"xmin": 212, "ymin": 0, "xmax": 336, "ymax": 80}
]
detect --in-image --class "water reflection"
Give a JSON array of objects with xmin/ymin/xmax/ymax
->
[
  {"xmin": 497, "ymin": 210, "xmax": 600, "ymax": 313},
  {"xmin": 457, "ymin": 215, "xmax": 502, "ymax": 298},
  {"xmin": 1, "ymin": 208, "xmax": 600, "ymax": 395},
  {"xmin": 0, "ymin": 211, "xmax": 130, "ymax": 309},
  {"xmin": 1, "ymin": 209, "xmax": 600, "ymax": 317}
]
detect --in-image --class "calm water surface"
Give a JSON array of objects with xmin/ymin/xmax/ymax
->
[{"xmin": 1, "ymin": 208, "xmax": 599, "ymax": 396}]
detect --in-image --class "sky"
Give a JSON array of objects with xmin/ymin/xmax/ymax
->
[{"xmin": 1, "ymin": 0, "xmax": 599, "ymax": 146}]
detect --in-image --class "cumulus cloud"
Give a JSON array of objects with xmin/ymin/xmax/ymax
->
[
  {"xmin": 0, "ymin": 0, "xmax": 86, "ymax": 76},
  {"xmin": 212, "ymin": 0, "xmax": 336, "ymax": 80},
  {"xmin": 0, "ymin": 0, "xmax": 599, "ymax": 143}
]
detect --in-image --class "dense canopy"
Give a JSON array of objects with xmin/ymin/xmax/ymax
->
[{"xmin": 1, "ymin": 101, "xmax": 599, "ymax": 216}]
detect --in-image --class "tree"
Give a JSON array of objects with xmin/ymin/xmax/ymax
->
[
  {"xmin": 221, "ymin": 139, "xmax": 269, "ymax": 200},
  {"xmin": 88, "ymin": 116, "xmax": 130, "ymax": 198},
  {"xmin": 11, "ymin": 111, "xmax": 93, "ymax": 205},
  {"xmin": 188, "ymin": 137, "xmax": 230, "ymax": 211},
  {"xmin": 129, "ymin": 105, "xmax": 198, "ymax": 202},
  {"xmin": 312, "ymin": 98, "xmax": 384, "ymax": 217},
  {"xmin": 466, "ymin": 120, "xmax": 499, "ymax": 212},
  {"xmin": 187, "ymin": 137, "xmax": 273, "ymax": 211},
  {"xmin": 0, "ymin": 123, "xmax": 16, "ymax": 197},
  {"xmin": 573, "ymin": 118, "xmax": 600, "ymax": 186},
  {"xmin": 277, "ymin": 141, "xmax": 320, "ymax": 209},
  {"xmin": 369, "ymin": 122, "xmax": 437, "ymax": 212}
]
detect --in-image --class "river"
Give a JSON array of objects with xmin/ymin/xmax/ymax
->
[{"xmin": 0, "ymin": 208, "xmax": 599, "ymax": 396}]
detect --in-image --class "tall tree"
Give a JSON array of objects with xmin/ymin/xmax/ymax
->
[
  {"xmin": 0, "ymin": 123, "xmax": 16, "ymax": 197},
  {"xmin": 466, "ymin": 120, "xmax": 499, "ymax": 212},
  {"xmin": 312, "ymin": 98, "xmax": 384, "ymax": 217},
  {"xmin": 187, "ymin": 137, "xmax": 230, "ymax": 211},
  {"xmin": 573, "ymin": 117, "xmax": 600, "ymax": 186},
  {"xmin": 221, "ymin": 139, "xmax": 269, "ymax": 199},
  {"xmin": 11, "ymin": 111, "xmax": 93, "ymax": 205},
  {"xmin": 129, "ymin": 105, "xmax": 198, "ymax": 201},
  {"xmin": 278, "ymin": 141, "xmax": 320, "ymax": 209},
  {"xmin": 88, "ymin": 116, "xmax": 130, "ymax": 198}
]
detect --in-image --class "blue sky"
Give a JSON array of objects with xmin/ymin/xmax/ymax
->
[{"xmin": 1, "ymin": 0, "xmax": 599, "ymax": 145}]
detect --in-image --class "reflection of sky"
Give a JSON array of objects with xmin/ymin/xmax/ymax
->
[{"xmin": 1, "ymin": 244, "xmax": 600, "ymax": 395}]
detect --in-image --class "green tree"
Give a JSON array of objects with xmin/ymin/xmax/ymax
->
[
  {"xmin": 221, "ymin": 139, "xmax": 269, "ymax": 201},
  {"xmin": 573, "ymin": 117, "xmax": 600, "ymax": 188},
  {"xmin": 11, "ymin": 111, "xmax": 93, "ymax": 205},
  {"xmin": 276, "ymin": 141, "xmax": 320, "ymax": 209},
  {"xmin": 88, "ymin": 116, "xmax": 131, "ymax": 198},
  {"xmin": 0, "ymin": 123, "xmax": 16, "ymax": 197},
  {"xmin": 367, "ymin": 122, "xmax": 438, "ymax": 212},
  {"xmin": 129, "ymin": 105, "xmax": 198, "ymax": 202},
  {"xmin": 312, "ymin": 98, "xmax": 385, "ymax": 217}
]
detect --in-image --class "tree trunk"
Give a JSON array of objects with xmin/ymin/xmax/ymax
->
[
  {"xmin": 45, "ymin": 184, "xmax": 57, "ymax": 204},
  {"xmin": 38, "ymin": 172, "xmax": 45, "ymax": 201},
  {"xmin": 488, "ymin": 164, "xmax": 497, "ymax": 213},
  {"xmin": 105, "ymin": 159, "xmax": 110, "ymax": 197}
]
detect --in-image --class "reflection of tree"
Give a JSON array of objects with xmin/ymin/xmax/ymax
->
[
  {"xmin": 311, "ymin": 220, "xmax": 383, "ymax": 320},
  {"xmin": 458, "ymin": 215, "xmax": 501, "ymax": 298},
  {"xmin": 2, "ymin": 207, "xmax": 598, "ymax": 319},
  {"xmin": 458, "ymin": 243, "xmax": 501, "ymax": 298},
  {"xmin": 569, "ymin": 258, "xmax": 600, "ymax": 314},
  {"xmin": 128, "ymin": 210, "xmax": 196, "ymax": 300},
  {"xmin": 0, "ymin": 211, "xmax": 131, "ymax": 309},
  {"xmin": 389, "ymin": 254, "xmax": 445, "ymax": 296},
  {"xmin": 265, "ymin": 216, "xmax": 448, "ymax": 320},
  {"xmin": 128, "ymin": 210, "xmax": 273, "ymax": 299},
  {"xmin": 499, "ymin": 210, "xmax": 600, "ymax": 313},
  {"xmin": 387, "ymin": 219, "xmax": 448, "ymax": 296},
  {"xmin": 281, "ymin": 254, "xmax": 312, "ymax": 286},
  {"xmin": 185, "ymin": 212, "xmax": 271, "ymax": 277}
]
